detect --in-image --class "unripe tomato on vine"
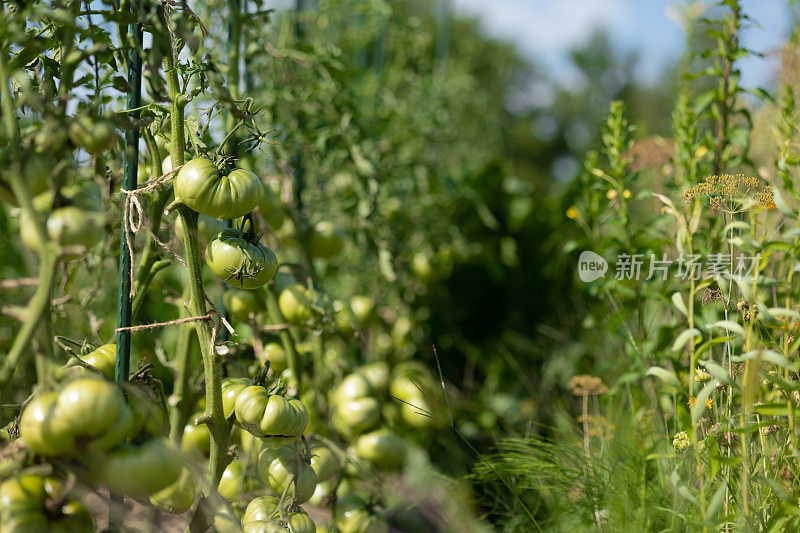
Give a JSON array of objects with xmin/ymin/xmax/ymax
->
[
  {"xmin": 205, "ymin": 228, "xmax": 278, "ymax": 289},
  {"xmin": 174, "ymin": 157, "xmax": 262, "ymax": 219}
]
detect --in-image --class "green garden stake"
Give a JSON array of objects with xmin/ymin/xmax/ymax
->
[{"xmin": 116, "ymin": 0, "xmax": 144, "ymax": 389}]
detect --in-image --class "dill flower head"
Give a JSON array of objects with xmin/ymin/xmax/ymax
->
[
  {"xmin": 683, "ymin": 174, "xmax": 777, "ymax": 213},
  {"xmin": 568, "ymin": 375, "xmax": 608, "ymax": 396}
]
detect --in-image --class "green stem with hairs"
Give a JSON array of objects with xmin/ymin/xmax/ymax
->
[{"xmin": 163, "ymin": 18, "xmax": 228, "ymax": 484}]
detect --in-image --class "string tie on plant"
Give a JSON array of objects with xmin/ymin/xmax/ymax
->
[{"xmin": 119, "ymin": 164, "xmax": 184, "ymax": 297}]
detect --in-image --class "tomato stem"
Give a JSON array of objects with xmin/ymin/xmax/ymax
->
[{"xmin": 162, "ymin": 5, "xmax": 229, "ymax": 488}]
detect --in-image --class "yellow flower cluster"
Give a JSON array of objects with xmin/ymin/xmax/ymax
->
[{"xmin": 683, "ymin": 174, "xmax": 776, "ymax": 212}]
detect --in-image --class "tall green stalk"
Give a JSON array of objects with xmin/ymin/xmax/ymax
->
[{"xmin": 162, "ymin": 10, "xmax": 228, "ymax": 484}]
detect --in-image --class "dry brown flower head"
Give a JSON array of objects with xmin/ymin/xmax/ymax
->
[{"xmin": 568, "ymin": 375, "xmax": 608, "ymax": 396}]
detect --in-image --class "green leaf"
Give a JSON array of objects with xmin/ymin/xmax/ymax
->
[
  {"xmin": 705, "ymin": 479, "xmax": 728, "ymax": 522},
  {"xmin": 671, "ymin": 292, "xmax": 688, "ymax": 318},
  {"xmin": 646, "ymin": 366, "xmax": 682, "ymax": 390},
  {"xmin": 753, "ymin": 403, "xmax": 793, "ymax": 417},
  {"xmin": 672, "ymin": 328, "xmax": 702, "ymax": 352},
  {"xmin": 695, "ymin": 336, "xmax": 733, "ymax": 360},
  {"xmin": 772, "ymin": 186, "xmax": 795, "ymax": 218},
  {"xmin": 732, "ymin": 350, "xmax": 795, "ymax": 370},
  {"xmin": 706, "ymin": 320, "xmax": 745, "ymax": 338},
  {"xmin": 701, "ymin": 360, "xmax": 736, "ymax": 387}
]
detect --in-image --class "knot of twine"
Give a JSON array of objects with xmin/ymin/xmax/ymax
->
[{"xmin": 120, "ymin": 165, "xmax": 184, "ymax": 298}]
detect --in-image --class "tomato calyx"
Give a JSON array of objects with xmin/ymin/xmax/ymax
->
[
  {"xmin": 216, "ymin": 227, "xmax": 271, "ymax": 286},
  {"xmin": 214, "ymin": 154, "xmax": 237, "ymax": 176}
]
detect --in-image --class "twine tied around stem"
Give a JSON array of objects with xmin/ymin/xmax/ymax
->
[
  {"xmin": 119, "ymin": 164, "xmax": 184, "ymax": 298},
  {"xmin": 115, "ymin": 301, "xmax": 234, "ymax": 358}
]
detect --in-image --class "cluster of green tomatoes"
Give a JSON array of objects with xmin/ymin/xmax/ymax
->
[{"xmin": 2, "ymin": 143, "xmax": 448, "ymax": 532}]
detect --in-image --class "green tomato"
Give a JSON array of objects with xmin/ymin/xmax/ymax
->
[
  {"xmin": 218, "ymin": 460, "xmax": 245, "ymax": 501},
  {"xmin": 257, "ymin": 182, "xmax": 288, "ymax": 230},
  {"xmin": 100, "ymin": 439, "xmax": 183, "ymax": 500},
  {"xmin": 49, "ymin": 378, "xmax": 131, "ymax": 446},
  {"xmin": 68, "ymin": 115, "xmax": 117, "ymax": 154},
  {"xmin": 205, "ymin": 229, "xmax": 278, "ymax": 289},
  {"xmin": 138, "ymin": 164, "xmax": 153, "ymax": 185},
  {"xmin": 174, "ymin": 157, "xmax": 262, "ymax": 219},
  {"xmin": 224, "ymin": 289, "xmax": 265, "ymax": 322},
  {"xmin": 150, "ymin": 467, "xmax": 196, "ymax": 514},
  {"xmin": 20, "ymin": 206, "xmax": 100, "ymax": 255},
  {"xmin": 256, "ymin": 447, "xmax": 318, "ymax": 504},
  {"xmin": 355, "ymin": 429, "xmax": 405, "ymax": 470},
  {"xmin": 310, "ymin": 445, "xmax": 338, "ymax": 483},
  {"xmin": 349, "ymin": 296, "xmax": 375, "ymax": 324},
  {"xmin": 233, "ymin": 386, "xmax": 308, "ymax": 448},
  {"xmin": 19, "ymin": 392, "xmax": 76, "ymax": 456},
  {"xmin": 0, "ymin": 476, "xmax": 94, "ymax": 533},
  {"xmin": 411, "ymin": 252, "xmax": 434, "ymax": 282},
  {"xmin": 277, "ymin": 283, "xmax": 315, "ymax": 326},
  {"xmin": 334, "ymin": 398, "xmax": 381, "ymax": 435},
  {"xmin": 161, "ymin": 153, "xmax": 190, "ymax": 175},
  {"xmin": 66, "ymin": 343, "xmax": 116, "ymax": 379},
  {"xmin": 273, "ymin": 271, "xmax": 298, "ymax": 294},
  {"xmin": 22, "ymin": 378, "xmax": 132, "ymax": 456},
  {"xmin": 309, "ymin": 221, "xmax": 345, "ymax": 258},
  {"xmin": 0, "ymin": 155, "xmax": 51, "ymax": 206},
  {"xmin": 222, "ymin": 377, "xmax": 251, "ymax": 418},
  {"xmin": 389, "ymin": 365, "xmax": 444, "ymax": 430},
  {"xmin": 339, "ymin": 510, "xmax": 388, "ymax": 533},
  {"xmin": 263, "ymin": 342, "xmax": 287, "ymax": 373},
  {"xmin": 243, "ymin": 495, "xmax": 316, "ymax": 533},
  {"xmin": 334, "ymin": 373, "xmax": 375, "ymax": 404},
  {"xmin": 181, "ymin": 420, "xmax": 211, "ymax": 459},
  {"xmin": 309, "ymin": 479, "xmax": 336, "ymax": 506},
  {"xmin": 214, "ymin": 506, "xmax": 242, "ymax": 533},
  {"xmin": 360, "ymin": 362, "xmax": 390, "ymax": 393},
  {"xmin": 399, "ymin": 399, "xmax": 433, "ymax": 430}
]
